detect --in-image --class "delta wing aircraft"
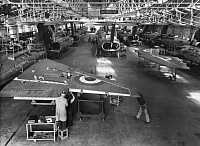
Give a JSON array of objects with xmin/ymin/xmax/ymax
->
[
  {"xmin": 0, "ymin": 59, "xmax": 139, "ymax": 104},
  {"xmin": 94, "ymin": 21, "xmax": 138, "ymax": 57},
  {"xmin": 135, "ymin": 48, "xmax": 190, "ymax": 81}
]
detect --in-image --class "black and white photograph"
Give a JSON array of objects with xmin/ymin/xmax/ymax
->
[{"xmin": 0, "ymin": 0, "xmax": 200, "ymax": 146}]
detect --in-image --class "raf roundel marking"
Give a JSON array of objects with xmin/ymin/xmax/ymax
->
[{"xmin": 79, "ymin": 76, "xmax": 101, "ymax": 84}]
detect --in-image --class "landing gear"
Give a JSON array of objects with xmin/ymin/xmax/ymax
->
[
  {"xmin": 169, "ymin": 68, "xmax": 177, "ymax": 81},
  {"xmin": 56, "ymin": 53, "xmax": 60, "ymax": 59}
]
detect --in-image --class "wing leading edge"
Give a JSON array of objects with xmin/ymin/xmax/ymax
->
[
  {"xmin": 0, "ymin": 59, "xmax": 139, "ymax": 100},
  {"xmin": 135, "ymin": 49, "xmax": 190, "ymax": 70}
]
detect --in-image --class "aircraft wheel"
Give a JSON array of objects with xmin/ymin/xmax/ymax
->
[
  {"xmin": 102, "ymin": 118, "xmax": 105, "ymax": 122},
  {"xmin": 169, "ymin": 76, "xmax": 174, "ymax": 81},
  {"xmin": 117, "ymin": 52, "xmax": 120, "ymax": 58},
  {"xmin": 79, "ymin": 117, "xmax": 82, "ymax": 121},
  {"xmin": 173, "ymin": 77, "xmax": 176, "ymax": 81}
]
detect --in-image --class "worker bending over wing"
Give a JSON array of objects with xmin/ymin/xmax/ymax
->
[{"xmin": 135, "ymin": 92, "xmax": 150, "ymax": 124}]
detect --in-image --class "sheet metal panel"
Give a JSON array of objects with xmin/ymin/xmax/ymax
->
[
  {"xmin": 1, "ymin": 59, "xmax": 139, "ymax": 99},
  {"xmin": 69, "ymin": 68, "xmax": 132, "ymax": 97},
  {"xmin": 0, "ymin": 59, "xmax": 70, "ymax": 98}
]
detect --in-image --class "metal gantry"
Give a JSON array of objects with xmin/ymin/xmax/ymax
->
[{"xmin": 0, "ymin": 0, "xmax": 199, "ymax": 26}]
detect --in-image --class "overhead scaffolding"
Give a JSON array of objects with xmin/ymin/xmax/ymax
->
[{"xmin": 0, "ymin": 0, "xmax": 199, "ymax": 26}]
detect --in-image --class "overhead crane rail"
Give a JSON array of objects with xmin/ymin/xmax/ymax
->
[{"xmin": 0, "ymin": 0, "xmax": 199, "ymax": 27}]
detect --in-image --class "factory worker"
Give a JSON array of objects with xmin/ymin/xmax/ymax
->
[
  {"xmin": 134, "ymin": 92, "xmax": 150, "ymax": 124},
  {"xmin": 56, "ymin": 91, "xmax": 68, "ymax": 130}
]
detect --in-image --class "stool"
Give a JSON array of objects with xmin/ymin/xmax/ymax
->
[
  {"xmin": 159, "ymin": 48, "xmax": 166, "ymax": 55},
  {"xmin": 58, "ymin": 128, "xmax": 68, "ymax": 140},
  {"xmin": 137, "ymin": 41, "xmax": 142, "ymax": 46}
]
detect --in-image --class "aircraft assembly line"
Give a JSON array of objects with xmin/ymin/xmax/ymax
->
[{"xmin": 1, "ymin": 0, "xmax": 200, "ymax": 146}]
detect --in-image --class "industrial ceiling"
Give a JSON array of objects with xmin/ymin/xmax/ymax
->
[{"xmin": 0, "ymin": 0, "xmax": 199, "ymax": 26}]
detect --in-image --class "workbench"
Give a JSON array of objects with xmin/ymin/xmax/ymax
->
[{"xmin": 26, "ymin": 116, "xmax": 57, "ymax": 142}]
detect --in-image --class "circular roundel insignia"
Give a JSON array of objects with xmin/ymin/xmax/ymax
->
[
  {"xmin": 143, "ymin": 49, "xmax": 151, "ymax": 52},
  {"xmin": 79, "ymin": 76, "xmax": 101, "ymax": 84}
]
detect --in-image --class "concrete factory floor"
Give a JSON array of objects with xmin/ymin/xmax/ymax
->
[{"xmin": 1, "ymin": 33, "xmax": 200, "ymax": 146}]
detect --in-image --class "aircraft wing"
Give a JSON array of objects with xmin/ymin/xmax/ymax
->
[
  {"xmin": 69, "ymin": 68, "xmax": 131, "ymax": 97},
  {"xmin": 0, "ymin": 59, "xmax": 138, "ymax": 100},
  {"xmin": 139, "ymin": 54, "xmax": 190, "ymax": 69},
  {"xmin": 135, "ymin": 49, "xmax": 190, "ymax": 69},
  {"xmin": 0, "ymin": 59, "xmax": 71, "ymax": 100}
]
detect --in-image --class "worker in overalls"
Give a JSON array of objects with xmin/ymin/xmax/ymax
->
[{"xmin": 55, "ymin": 91, "xmax": 68, "ymax": 130}]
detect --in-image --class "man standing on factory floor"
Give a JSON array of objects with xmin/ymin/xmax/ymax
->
[
  {"xmin": 55, "ymin": 91, "xmax": 68, "ymax": 130},
  {"xmin": 66, "ymin": 91, "xmax": 73, "ymax": 127},
  {"xmin": 135, "ymin": 92, "xmax": 150, "ymax": 124}
]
